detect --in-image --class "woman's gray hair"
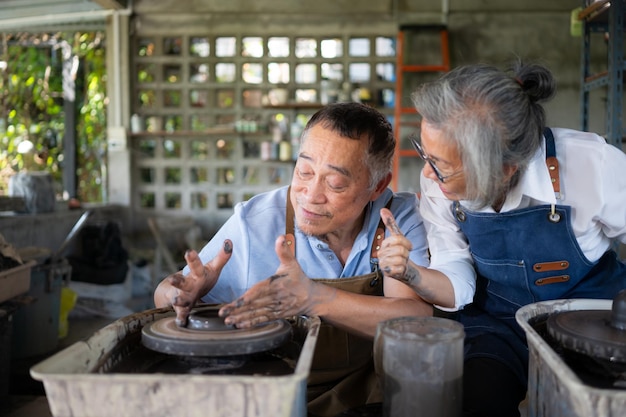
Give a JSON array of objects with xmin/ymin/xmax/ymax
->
[
  {"xmin": 411, "ymin": 61, "xmax": 557, "ymax": 208},
  {"xmin": 300, "ymin": 102, "xmax": 395, "ymax": 190}
]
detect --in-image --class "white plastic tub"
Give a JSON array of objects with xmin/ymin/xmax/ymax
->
[
  {"xmin": 516, "ymin": 299, "xmax": 626, "ymax": 417},
  {"xmin": 31, "ymin": 307, "xmax": 320, "ymax": 417}
]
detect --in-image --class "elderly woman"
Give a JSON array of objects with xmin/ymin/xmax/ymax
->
[{"xmin": 377, "ymin": 61, "xmax": 626, "ymax": 417}]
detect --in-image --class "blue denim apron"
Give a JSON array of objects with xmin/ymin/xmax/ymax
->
[{"xmin": 453, "ymin": 128, "xmax": 626, "ymax": 386}]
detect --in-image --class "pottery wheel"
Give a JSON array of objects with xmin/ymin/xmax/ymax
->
[
  {"xmin": 546, "ymin": 310, "xmax": 626, "ymax": 363},
  {"xmin": 141, "ymin": 305, "xmax": 292, "ymax": 357}
]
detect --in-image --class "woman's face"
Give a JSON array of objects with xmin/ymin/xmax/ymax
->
[{"xmin": 420, "ymin": 120, "xmax": 467, "ymax": 200}]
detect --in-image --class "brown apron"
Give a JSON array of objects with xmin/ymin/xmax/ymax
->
[{"xmin": 285, "ymin": 192, "xmax": 388, "ymax": 417}]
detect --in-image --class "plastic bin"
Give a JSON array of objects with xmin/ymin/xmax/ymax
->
[
  {"xmin": 30, "ymin": 308, "xmax": 320, "ymax": 417},
  {"xmin": 11, "ymin": 259, "xmax": 71, "ymax": 358},
  {"xmin": 516, "ymin": 299, "xmax": 626, "ymax": 417},
  {"xmin": 0, "ymin": 260, "xmax": 36, "ymax": 304}
]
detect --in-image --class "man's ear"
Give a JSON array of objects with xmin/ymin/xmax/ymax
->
[{"xmin": 370, "ymin": 172, "xmax": 392, "ymax": 201}]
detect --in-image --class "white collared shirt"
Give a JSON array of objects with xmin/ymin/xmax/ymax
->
[{"xmin": 420, "ymin": 127, "xmax": 626, "ymax": 310}]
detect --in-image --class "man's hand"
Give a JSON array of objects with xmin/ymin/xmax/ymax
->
[
  {"xmin": 218, "ymin": 234, "xmax": 326, "ymax": 328},
  {"xmin": 155, "ymin": 240, "xmax": 233, "ymax": 327}
]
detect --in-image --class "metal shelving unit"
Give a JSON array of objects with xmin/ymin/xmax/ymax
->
[{"xmin": 579, "ymin": 0, "xmax": 626, "ymax": 148}]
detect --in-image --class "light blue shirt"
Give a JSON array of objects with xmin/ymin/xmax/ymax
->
[{"xmin": 189, "ymin": 186, "xmax": 429, "ymax": 304}]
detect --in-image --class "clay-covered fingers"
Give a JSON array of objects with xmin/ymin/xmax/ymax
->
[
  {"xmin": 378, "ymin": 208, "xmax": 412, "ymax": 280},
  {"xmin": 219, "ymin": 235, "xmax": 311, "ymax": 328}
]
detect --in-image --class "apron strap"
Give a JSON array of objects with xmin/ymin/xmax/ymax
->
[
  {"xmin": 543, "ymin": 127, "xmax": 561, "ymax": 199},
  {"xmin": 284, "ymin": 187, "xmax": 393, "ymax": 264}
]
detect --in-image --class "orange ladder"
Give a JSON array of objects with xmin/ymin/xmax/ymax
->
[{"xmin": 392, "ymin": 25, "xmax": 450, "ymax": 191}]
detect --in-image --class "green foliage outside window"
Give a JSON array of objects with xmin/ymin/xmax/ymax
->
[{"xmin": 0, "ymin": 32, "xmax": 107, "ymax": 203}]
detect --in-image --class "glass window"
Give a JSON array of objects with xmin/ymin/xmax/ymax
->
[
  {"xmin": 242, "ymin": 37, "xmax": 263, "ymax": 58},
  {"xmin": 164, "ymin": 37, "xmax": 182, "ymax": 55},
  {"xmin": 321, "ymin": 39, "xmax": 342, "ymax": 58},
  {"xmin": 191, "ymin": 192, "xmax": 208, "ymax": 209},
  {"xmin": 163, "ymin": 139, "xmax": 181, "ymax": 158},
  {"xmin": 165, "ymin": 167, "xmax": 182, "ymax": 183},
  {"xmin": 349, "ymin": 38, "xmax": 370, "ymax": 57},
  {"xmin": 190, "ymin": 167, "xmax": 208, "ymax": 183},
  {"xmin": 217, "ymin": 89, "xmax": 235, "ymax": 108},
  {"xmin": 242, "ymin": 63, "xmax": 263, "ymax": 84},
  {"xmin": 295, "ymin": 38, "xmax": 316, "ymax": 58},
  {"xmin": 376, "ymin": 36, "xmax": 395, "ymax": 57},
  {"xmin": 191, "ymin": 140, "xmax": 210, "ymax": 159},
  {"xmin": 190, "ymin": 89, "xmax": 208, "ymax": 108},
  {"xmin": 137, "ymin": 63, "xmax": 155, "ymax": 83},
  {"xmin": 138, "ymin": 89, "xmax": 156, "ymax": 109},
  {"xmin": 217, "ymin": 167, "xmax": 235, "ymax": 184},
  {"xmin": 268, "ymin": 62, "xmax": 290, "ymax": 84},
  {"xmin": 217, "ymin": 192, "xmax": 234, "ymax": 209},
  {"xmin": 140, "ymin": 192, "xmax": 155, "ymax": 208},
  {"xmin": 164, "ymin": 65, "xmax": 181, "ymax": 83},
  {"xmin": 190, "ymin": 63, "xmax": 209, "ymax": 83},
  {"xmin": 268, "ymin": 37, "xmax": 289, "ymax": 57},
  {"xmin": 190, "ymin": 37, "xmax": 210, "ymax": 57},
  {"xmin": 349, "ymin": 63, "xmax": 370, "ymax": 83},
  {"xmin": 216, "ymin": 63, "xmax": 236, "ymax": 83},
  {"xmin": 376, "ymin": 63, "xmax": 395, "ymax": 82},
  {"xmin": 190, "ymin": 115, "xmax": 211, "ymax": 131},
  {"xmin": 216, "ymin": 37, "xmax": 236, "ymax": 57},
  {"xmin": 295, "ymin": 63, "xmax": 316, "ymax": 84},
  {"xmin": 321, "ymin": 63, "xmax": 343, "ymax": 81},
  {"xmin": 165, "ymin": 192, "xmax": 182, "ymax": 209},
  {"xmin": 139, "ymin": 168, "xmax": 154, "ymax": 184},
  {"xmin": 137, "ymin": 38, "xmax": 155, "ymax": 57},
  {"xmin": 243, "ymin": 89, "xmax": 263, "ymax": 107},
  {"xmin": 164, "ymin": 90, "xmax": 181, "ymax": 107}
]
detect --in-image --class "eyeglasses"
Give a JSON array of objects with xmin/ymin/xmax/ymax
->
[{"xmin": 409, "ymin": 136, "xmax": 462, "ymax": 183}]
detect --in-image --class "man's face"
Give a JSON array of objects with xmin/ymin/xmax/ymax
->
[{"xmin": 290, "ymin": 123, "xmax": 383, "ymax": 238}]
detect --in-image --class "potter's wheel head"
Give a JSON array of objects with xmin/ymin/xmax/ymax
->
[{"xmin": 141, "ymin": 305, "xmax": 291, "ymax": 356}]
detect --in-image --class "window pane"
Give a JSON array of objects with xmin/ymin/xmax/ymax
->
[
  {"xmin": 190, "ymin": 167, "xmax": 208, "ymax": 183},
  {"xmin": 295, "ymin": 89, "xmax": 317, "ymax": 103},
  {"xmin": 190, "ymin": 115, "xmax": 211, "ymax": 131},
  {"xmin": 191, "ymin": 140, "xmax": 210, "ymax": 159},
  {"xmin": 349, "ymin": 63, "xmax": 370, "ymax": 83},
  {"xmin": 268, "ymin": 62, "xmax": 290, "ymax": 84},
  {"xmin": 295, "ymin": 63, "xmax": 316, "ymax": 84},
  {"xmin": 164, "ymin": 37, "xmax": 182, "ymax": 55},
  {"xmin": 217, "ymin": 167, "xmax": 235, "ymax": 184},
  {"xmin": 163, "ymin": 139, "xmax": 181, "ymax": 158},
  {"xmin": 137, "ymin": 38, "xmax": 155, "ymax": 57},
  {"xmin": 164, "ymin": 90, "xmax": 181, "ymax": 108},
  {"xmin": 295, "ymin": 38, "xmax": 316, "ymax": 58},
  {"xmin": 139, "ymin": 168, "xmax": 154, "ymax": 184},
  {"xmin": 268, "ymin": 37, "xmax": 289, "ymax": 57},
  {"xmin": 217, "ymin": 89, "xmax": 235, "ymax": 108},
  {"xmin": 216, "ymin": 63, "xmax": 236, "ymax": 83},
  {"xmin": 138, "ymin": 89, "xmax": 156, "ymax": 109},
  {"xmin": 217, "ymin": 192, "xmax": 233, "ymax": 209},
  {"xmin": 164, "ymin": 115, "xmax": 183, "ymax": 132},
  {"xmin": 321, "ymin": 63, "xmax": 343, "ymax": 81},
  {"xmin": 140, "ymin": 192, "xmax": 155, "ymax": 208},
  {"xmin": 138, "ymin": 139, "xmax": 156, "ymax": 158},
  {"xmin": 243, "ymin": 89, "xmax": 263, "ymax": 107},
  {"xmin": 190, "ymin": 63, "xmax": 209, "ymax": 83},
  {"xmin": 349, "ymin": 38, "xmax": 369, "ymax": 57},
  {"xmin": 242, "ymin": 63, "xmax": 263, "ymax": 84},
  {"xmin": 165, "ymin": 167, "xmax": 182, "ymax": 184},
  {"xmin": 191, "ymin": 192, "xmax": 208, "ymax": 209},
  {"xmin": 137, "ymin": 63, "xmax": 155, "ymax": 83},
  {"xmin": 242, "ymin": 37, "xmax": 263, "ymax": 58},
  {"xmin": 216, "ymin": 138, "xmax": 234, "ymax": 159},
  {"xmin": 165, "ymin": 192, "xmax": 181, "ymax": 209},
  {"xmin": 376, "ymin": 36, "xmax": 395, "ymax": 57},
  {"xmin": 164, "ymin": 65, "xmax": 181, "ymax": 83},
  {"xmin": 216, "ymin": 37, "xmax": 236, "ymax": 57},
  {"xmin": 190, "ymin": 89, "xmax": 208, "ymax": 107},
  {"xmin": 376, "ymin": 63, "xmax": 395, "ymax": 82},
  {"xmin": 321, "ymin": 39, "xmax": 342, "ymax": 58},
  {"xmin": 190, "ymin": 37, "xmax": 210, "ymax": 57}
]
